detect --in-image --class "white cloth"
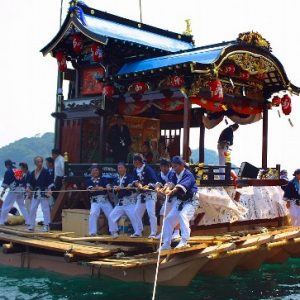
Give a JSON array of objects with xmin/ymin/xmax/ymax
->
[
  {"xmin": 110, "ymin": 203, "xmax": 140, "ymax": 235},
  {"xmin": 54, "ymin": 155, "xmax": 65, "ymax": 178},
  {"xmin": 288, "ymin": 202, "xmax": 300, "ymax": 226},
  {"xmin": 0, "ymin": 190, "xmax": 29, "ymax": 225},
  {"xmin": 89, "ymin": 201, "xmax": 118, "ymax": 235},
  {"xmin": 136, "ymin": 164, "xmax": 146, "ymax": 180},
  {"xmin": 134, "ymin": 192, "xmax": 157, "ymax": 236},
  {"xmin": 162, "ymin": 199, "xmax": 198, "ymax": 247},
  {"xmin": 29, "ymin": 196, "xmax": 51, "ymax": 227}
]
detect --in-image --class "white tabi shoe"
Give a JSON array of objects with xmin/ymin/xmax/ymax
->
[
  {"xmin": 157, "ymin": 243, "xmax": 171, "ymax": 252},
  {"xmin": 130, "ymin": 233, "xmax": 142, "ymax": 238},
  {"xmin": 111, "ymin": 232, "xmax": 119, "ymax": 238},
  {"xmin": 148, "ymin": 234, "xmax": 157, "ymax": 239},
  {"xmin": 171, "ymin": 230, "xmax": 181, "ymax": 241},
  {"xmin": 42, "ymin": 225, "xmax": 49, "ymax": 232},
  {"xmin": 175, "ymin": 240, "xmax": 190, "ymax": 249},
  {"xmin": 154, "ymin": 233, "xmax": 161, "ymax": 240}
]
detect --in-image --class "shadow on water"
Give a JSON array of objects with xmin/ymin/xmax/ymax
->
[{"xmin": 1, "ymin": 258, "xmax": 300, "ymax": 300}]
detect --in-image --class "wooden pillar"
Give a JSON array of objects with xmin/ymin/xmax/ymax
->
[
  {"xmin": 183, "ymin": 96, "xmax": 191, "ymax": 161},
  {"xmin": 99, "ymin": 114, "xmax": 106, "ymax": 163},
  {"xmin": 262, "ymin": 105, "xmax": 268, "ymax": 169},
  {"xmin": 199, "ymin": 110, "xmax": 205, "ymax": 163},
  {"xmin": 54, "ymin": 72, "xmax": 63, "ymax": 150}
]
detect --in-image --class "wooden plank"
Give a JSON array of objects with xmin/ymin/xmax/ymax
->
[
  {"xmin": 0, "ymin": 233, "xmax": 114, "ymax": 258},
  {"xmin": 51, "ymin": 183, "xmax": 68, "ymax": 222},
  {"xmin": 159, "ymin": 243, "xmax": 208, "ymax": 256}
]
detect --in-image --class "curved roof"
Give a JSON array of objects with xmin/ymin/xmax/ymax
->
[{"xmin": 41, "ymin": 3, "xmax": 194, "ymax": 56}]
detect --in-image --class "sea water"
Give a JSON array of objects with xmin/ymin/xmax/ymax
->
[{"xmin": 1, "ymin": 258, "xmax": 300, "ymax": 300}]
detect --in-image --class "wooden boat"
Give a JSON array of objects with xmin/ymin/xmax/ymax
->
[{"xmin": 1, "ymin": 1, "xmax": 300, "ymax": 287}]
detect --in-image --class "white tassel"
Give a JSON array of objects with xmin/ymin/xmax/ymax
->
[
  {"xmin": 229, "ymin": 78, "xmax": 235, "ymax": 88},
  {"xmin": 288, "ymin": 118, "xmax": 294, "ymax": 127},
  {"xmin": 277, "ymin": 110, "xmax": 281, "ymax": 118}
]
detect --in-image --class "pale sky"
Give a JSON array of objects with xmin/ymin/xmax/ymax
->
[{"xmin": 1, "ymin": 0, "xmax": 300, "ymax": 175}]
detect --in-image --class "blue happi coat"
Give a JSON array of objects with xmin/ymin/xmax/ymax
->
[
  {"xmin": 2, "ymin": 168, "xmax": 27, "ymax": 191},
  {"xmin": 27, "ymin": 168, "xmax": 54, "ymax": 198},
  {"xmin": 133, "ymin": 165, "xmax": 158, "ymax": 187},
  {"xmin": 157, "ymin": 169, "xmax": 175, "ymax": 186},
  {"xmin": 86, "ymin": 177, "xmax": 108, "ymax": 199},
  {"xmin": 112, "ymin": 173, "xmax": 134, "ymax": 199}
]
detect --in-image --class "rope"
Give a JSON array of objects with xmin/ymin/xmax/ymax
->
[{"xmin": 151, "ymin": 194, "xmax": 169, "ymax": 300}]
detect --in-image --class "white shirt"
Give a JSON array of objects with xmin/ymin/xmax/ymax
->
[{"xmin": 54, "ymin": 155, "xmax": 65, "ymax": 178}]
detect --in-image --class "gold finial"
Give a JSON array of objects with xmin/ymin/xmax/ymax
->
[
  {"xmin": 64, "ymin": 152, "xmax": 69, "ymax": 162},
  {"xmin": 183, "ymin": 19, "xmax": 192, "ymax": 36}
]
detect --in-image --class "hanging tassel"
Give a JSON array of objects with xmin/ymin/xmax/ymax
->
[
  {"xmin": 229, "ymin": 78, "xmax": 235, "ymax": 88},
  {"xmin": 288, "ymin": 118, "xmax": 294, "ymax": 127},
  {"xmin": 277, "ymin": 110, "xmax": 281, "ymax": 118},
  {"xmin": 225, "ymin": 118, "xmax": 228, "ymax": 125},
  {"xmin": 242, "ymin": 86, "xmax": 246, "ymax": 97}
]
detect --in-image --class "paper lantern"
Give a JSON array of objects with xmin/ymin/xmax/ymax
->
[
  {"xmin": 91, "ymin": 43, "xmax": 103, "ymax": 62},
  {"xmin": 102, "ymin": 85, "xmax": 115, "ymax": 97},
  {"xmin": 281, "ymin": 94, "xmax": 292, "ymax": 115},
  {"xmin": 208, "ymin": 79, "xmax": 224, "ymax": 101},
  {"xmin": 56, "ymin": 51, "xmax": 67, "ymax": 72},
  {"xmin": 223, "ymin": 64, "xmax": 236, "ymax": 76},
  {"xmin": 240, "ymin": 70, "xmax": 250, "ymax": 80},
  {"xmin": 132, "ymin": 82, "xmax": 149, "ymax": 94},
  {"xmin": 72, "ymin": 34, "xmax": 83, "ymax": 54},
  {"xmin": 271, "ymin": 96, "xmax": 281, "ymax": 107},
  {"xmin": 169, "ymin": 75, "xmax": 185, "ymax": 88},
  {"xmin": 256, "ymin": 72, "xmax": 266, "ymax": 80}
]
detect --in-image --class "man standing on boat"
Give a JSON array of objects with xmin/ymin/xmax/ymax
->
[
  {"xmin": 132, "ymin": 154, "xmax": 158, "ymax": 238},
  {"xmin": 86, "ymin": 165, "xmax": 118, "ymax": 237},
  {"xmin": 155, "ymin": 159, "xmax": 180, "ymax": 240},
  {"xmin": 0, "ymin": 160, "xmax": 30, "ymax": 226},
  {"xmin": 159, "ymin": 156, "xmax": 199, "ymax": 250},
  {"xmin": 217, "ymin": 123, "xmax": 239, "ymax": 179},
  {"xmin": 107, "ymin": 115, "xmax": 132, "ymax": 163},
  {"xmin": 109, "ymin": 162, "xmax": 140, "ymax": 236},
  {"xmin": 26, "ymin": 156, "xmax": 53, "ymax": 232},
  {"xmin": 51, "ymin": 149, "xmax": 65, "ymax": 197},
  {"xmin": 283, "ymin": 168, "xmax": 300, "ymax": 226}
]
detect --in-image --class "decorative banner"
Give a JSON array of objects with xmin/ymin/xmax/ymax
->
[
  {"xmin": 56, "ymin": 51, "xmax": 67, "ymax": 72},
  {"xmin": 129, "ymin": 82, "xmax": 150, "ymax": 94},
  {"xmin": 191, "ymin": 97, "xmax": 224, "ymax": 112},
  {"xmin": 281, "ymin": 94, "xmax": 292, "ymax": 115},
  {"xmin": 231, "ymin": 104, "xmax": 263, "ymax": 115},
  {"xmin": 81, "ymin": 67, "xmax": 104, "ymax": 95},
  {"xmin": 118, "ymin": 100, "xmax": 150, "ymax": 115},
  {"xmin": 91, "ymin": 43, "xmax": 103, "ymax": 62},
  {"xmin": 153, "ymin": 98, "xmax": 184, "ymax": 111}
]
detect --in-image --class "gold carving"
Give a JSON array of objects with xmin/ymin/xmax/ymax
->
[
  {"xmin": 237, "ymin": 31, "xmax": 271, "ymax": 51},
  {"xmin": 183, "ymin": 19, "xmax": 192, "ymax": 36},
  {"xmin": 228, "ymin": 53, "xmax": 275, "ymax": 75}
]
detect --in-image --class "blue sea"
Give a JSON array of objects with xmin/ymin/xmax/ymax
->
[{"xmin": 1, "ymin": 258, "xmax": 300, "ymax": 299}]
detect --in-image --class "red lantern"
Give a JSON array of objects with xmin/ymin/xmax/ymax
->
[
  {"xmin": 13, "ymin": 169, "xmax": 23, "ymax": 181},
  {"xmin": 281, "ymin": 94, "xmax": 292, "ymax": 115},
  {"xmin": 56, "ymin": 51, "xmax": 67, "ymax": 72},
  {"xmin": 271, "ymin": 96, "xmax": 281, "ymax": 107},
  {"xmin": 102, "ymin": 85, "xmax": 115, "ymax": 97},
  {"xmin": 256, "ymin": 72, "xmax": 266, "ymax": 80},
  {"xmin": 223, "ymin": 64, "xmax": 236, "ymax": 76},
  {"xmin": 72, "ymin": 34, "xmax": 83, "ymax": 54},
  {"xmin": 240, "ymin": 70, "xmax": 250, "ymax": 80},
  {"xmin": 208, "ymin": 79, "xmax": 224, "ymax": 101},
  {"xmin": 169, "ymin": 75, "xmax": 185, "ymax": 88},
  {"xmin": 132, "ymin": 82, "xmax": 149, "ymax": 94},
  {"xmin": 91, "ymin": 43, "xmax": 103, "ymax": 62}
]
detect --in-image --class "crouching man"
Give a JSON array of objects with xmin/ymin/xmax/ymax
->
[
  {"xmin": 109, "ymin": 162, "xmax": 140, "ymax": 237},
  {"xmin": 87, "ymin": 165, "xmax": 118, "ymax": 237},
  {"xmin": 159, "ymin": 156, "xmax": 199, "ymax": 250}
]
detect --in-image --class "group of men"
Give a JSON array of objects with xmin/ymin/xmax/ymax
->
[
  {"xmin": 0, "ymin": 149, "xmax": 64, "ymax": 232},
  {"xmin": 87, "ymin": 154, "xmax": 199, "ymax": 250}
]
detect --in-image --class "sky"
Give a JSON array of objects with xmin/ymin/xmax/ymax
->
[{"xmin": 1, "ymin": 0, "xmax": 300, "ymax": 175}]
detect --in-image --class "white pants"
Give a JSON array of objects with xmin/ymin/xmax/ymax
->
[
  {"xmin": 159, "ymin": 198, "xmax": 174, "ymax": 216},
  {"xmin": 135, "ymin": 192, "xmax": 157, "ymax": 236},
  {"xmin": 218, "ymin": 143, "xmax": 228, "ymax": 180},
  {"xmin": 29, "ymin": 196, "xmax": 51, "ymax": 227},
  {"xmin": 289, "ymin": 203, "xmax": 300, "ymax": 226},
  {"xmin": 162, "ymin": 200, "xmax": 198, "ymax": 247},
  {"xmin": 89, "ymin": 201, "xmax": 118, "ymax": 235},
  {"xmin": 110, "ymin": 203, "xmax": 140, "ymax": 235},
  {"xmin": 0, "ymin": 191, "xmax": 29, "ymax": 225},
  {"xmin": 25, "ymin": 197, "xmax": 32, "ymax": 216}
]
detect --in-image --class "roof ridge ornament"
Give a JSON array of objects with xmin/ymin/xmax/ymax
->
[
  {"xmin": 237, "ymin": 31, "xmax": 272, "ymax": 52},
  {"xmin": 68, "ymin": 0, "xmax": 88, "ymax": 25},
  {"xmin": 183, "ymin": 19, "xmax": 192, "ymax": 36}
]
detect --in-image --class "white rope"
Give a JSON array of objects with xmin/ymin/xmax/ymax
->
[{"xmin": 151, "ymin": 194, "xmax": 169, "ymax": 300}]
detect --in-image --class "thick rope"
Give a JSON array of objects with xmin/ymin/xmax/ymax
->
[{"xmin": 151, "ymin": 194, "xmax": 169, "ymax": 300}]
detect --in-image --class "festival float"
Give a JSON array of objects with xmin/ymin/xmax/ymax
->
[{"xmin": 1, "ymin": 0, "xmax": 300, "ymax": 287}]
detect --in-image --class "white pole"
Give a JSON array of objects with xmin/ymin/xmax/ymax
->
[
  {"xmin": 139, "ymin": 0, "xmax": 143, "ymax": 23},
  {"xmin": 60, "ymin": 0, "xmax": 64, "ymax": 27}
]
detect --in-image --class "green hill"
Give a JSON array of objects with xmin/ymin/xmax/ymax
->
[
  {"xmin": 191, "ymin": 148, "xmax": 219, "ymax": 165},
  {"xmin": 0, "ymin": 133, "xmax": 54, "ymax": 172}
]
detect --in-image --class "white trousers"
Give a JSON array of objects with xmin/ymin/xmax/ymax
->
[
  {"xmin": 29, "ymin": 196, "xmax": 51, "ymax": 227},
  {"xmin": 289, "ymin": 203, "xmax": 300, "ymax": 226},
  {"xmin": 89, "ymin": 201, "xmax": 118, "ymax": 235},
  {"xmin": 162, "ymin": 201, "xmax": 198, "ymax": 247},
  {"xmin": 110, "ymin": 203, "xmax": 140, "ymax": 234},
  {"xmin": 218, "ymin": 143, "xmax": 228, "ymax": 180},
  {"xmin": 159, "ymin": 198, "xmax": 174, "ymax": 216},
  {"xmin": 135, "ymin": 192, "xmax": 157, "ymax": 236},
  {"xmin": 0, "ymin": 191, "xmax": 29, "ymax": 225}
]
